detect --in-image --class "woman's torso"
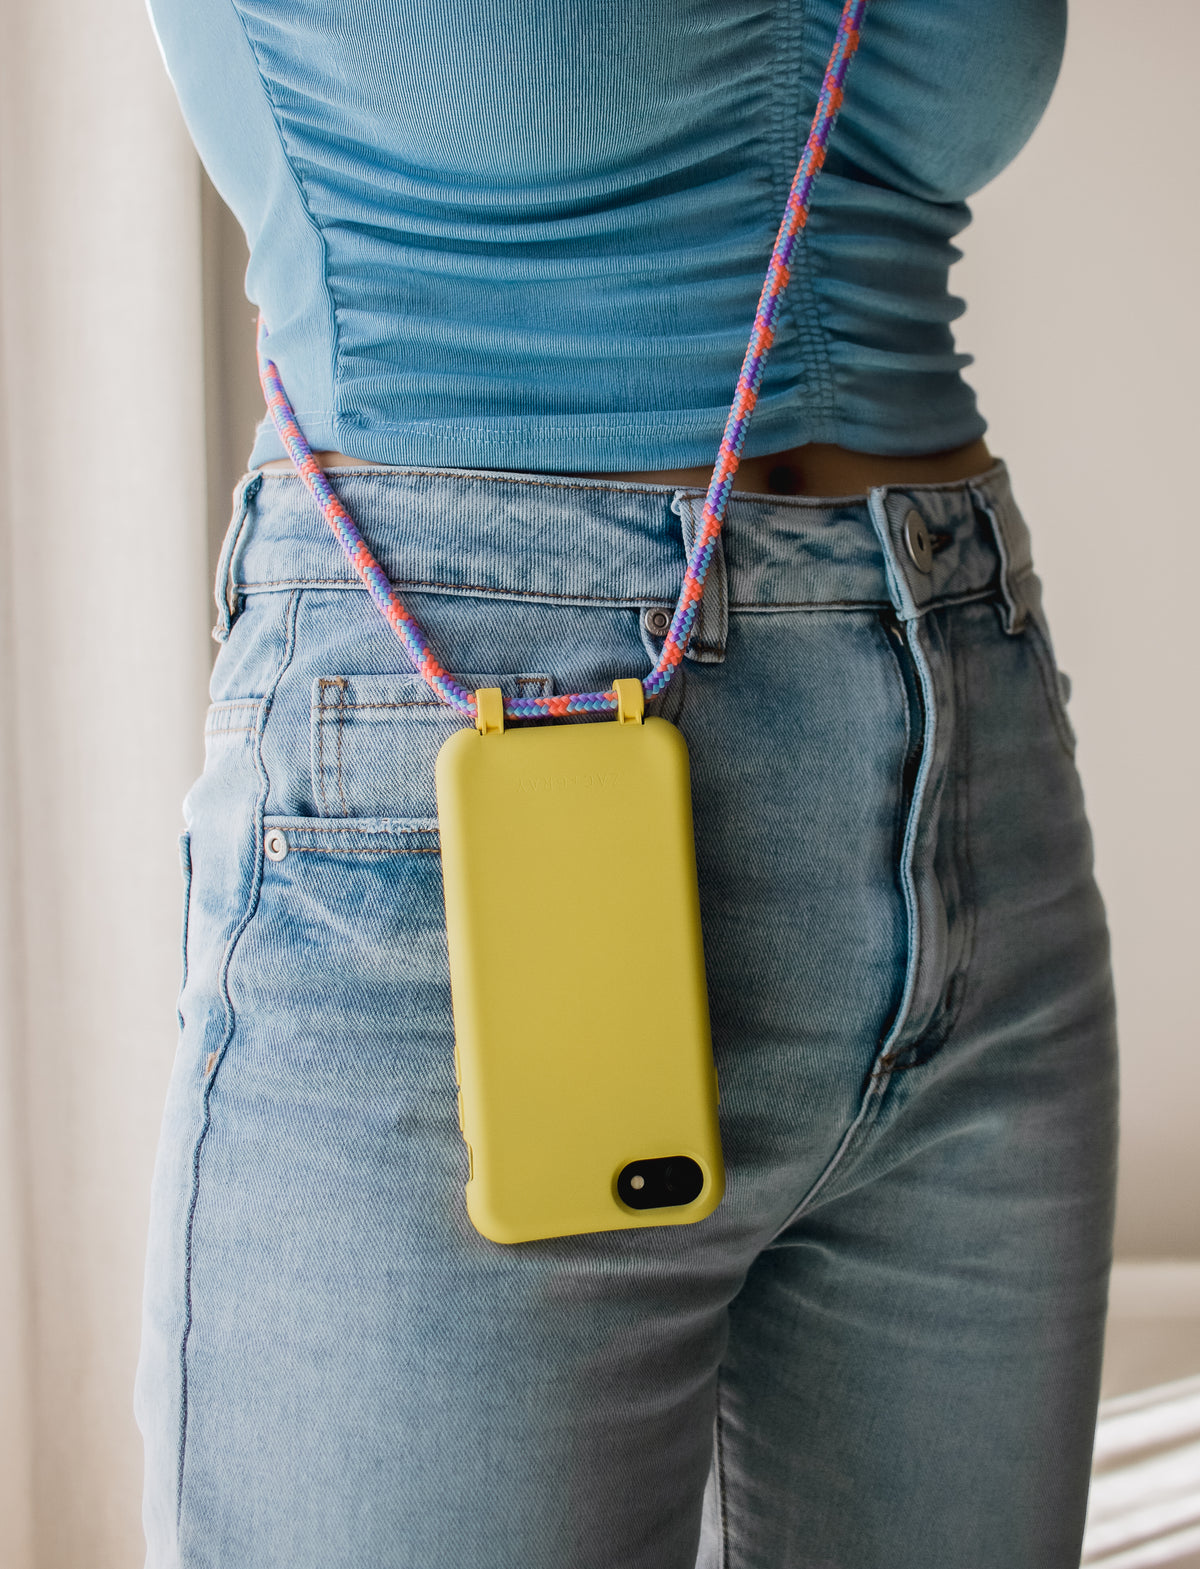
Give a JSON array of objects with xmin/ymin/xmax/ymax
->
[{"xmin": 149, "ymin": 0, "xmax": 1065, "ymax": 476}]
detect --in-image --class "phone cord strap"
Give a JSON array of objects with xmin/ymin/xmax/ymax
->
[{"xmin": 257, "ymin": 0, "xmax": 867, "ymax": 721}]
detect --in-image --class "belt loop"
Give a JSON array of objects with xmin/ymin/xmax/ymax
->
[
  {"xmin": 213, "ymin": 472, "xmax": 262, "ymax": 643},
  {"xmin": 969, "ymin": 473, "xmax": 1034, "ymax": 635},
  {"xmin": 670, "ymin": 492, "xmax": 728, "ymax": 663}
]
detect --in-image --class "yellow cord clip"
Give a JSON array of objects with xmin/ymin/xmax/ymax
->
[
  {"xmin": 612, "ymin": 678, "xmax": 645, "ymax": 726},
  {"xmin": 474, "ymin": 687, "xmax": 505, "ymax": 736}
]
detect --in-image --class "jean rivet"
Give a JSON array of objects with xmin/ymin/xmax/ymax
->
[
  {"xmin": 644, "ymin": 606, "xmax": 672, "ymax": 637},
  {"xmin": 903, "ymin": 509, "xmax": 934, "ymax": 574},
  {"xmin": 264, "ymin": 828, "xmax": 289, "ymax": 862}
]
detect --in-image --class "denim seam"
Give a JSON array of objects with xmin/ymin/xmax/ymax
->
[
  {"xmin": 766, "ymin": 612, "xmax": 938, "ymax": 1235},
  {"xmin": 768, "ymin": 1076, "xmax": 893, "ymax": 1242},
  {"xmin": 177, "ymin": 833, "xmax": 192, "ymax": 1035},
  {"xmin": 327, "ymin": 701, "xmax": 460, "ymax": 712},
  {"xmin": 314, "ymin": 678, "xmax": 354, "ymax": 816},
  {"xmin": 950, "ymin": 623, "xmax": 979, "ymax": 1033},
  {"xmin": 334, "ymin": 687, "xmax": 349, "ymax": 816},
  {"xmin": 176, "ymin": 588, "xmax": 301, "ymax": 1531},
  {"xmin": 1024, "ymin": 616, "xmax": 1077, "ymax": 761},
  {"xmin": 881, "ymin": 612, "xmax": 977, "ymax": 1071},
  {"xmin": 714, "ymin": 1370, "xmax": 731, "ymax": 1569},
  {"xmin": 263, "ymin": 820, "xmax": 439, "ymax": 834},
  {"xmin": 262, "ymin": 467, "xmax": 705, "ymax": 499},
  {"xmin": 876, "ymin": 614, "xmax": 914, "ymax": 895},
  {"xmin": 315, "ymin": 685, "xmax": 328, "ymax": 815},
  {"xmin": 212, "ymin": 475, "xmax": 261, "ymax": 642},
  {"xmin": 308, "ymin": 701, "xmax": 521, "ymax": 714},
  {"xmin": 729, "ymin": 589, "xmax": 994, "ymax": 615},
  {"xmin": 871, "ymin": 615, "xmax": 940, "ymax": 1071},
  {"xmin": 236, "ymin": 581, "xmax": 998, "ymax": 615},
  {"xmin": 317, "ymin": 687, "xmax": 329, "ymax": 815},
  {"xmin": 287, "ymin": 844, "xmax": 440, "ymax": 856},
  {"xmin": 939, "ymin": 616, "xmax": 979, "ymax": 1048},
  {"xmin": 254, "ymin": 459, "xmax": 1008, "ymax": 506},
  {"xmin": 240, "ymin": 578, "xmax": 663, "ymax": 607}
]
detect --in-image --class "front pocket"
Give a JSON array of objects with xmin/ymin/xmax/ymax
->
[{"xmin": 310, "ymin": 672, "xmax": 552, "ymax": 819}]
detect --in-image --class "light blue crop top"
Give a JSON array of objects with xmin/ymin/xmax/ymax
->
[{"xmin": 148, "ymin": 0, "xmax": 1066, "ymax": 473}]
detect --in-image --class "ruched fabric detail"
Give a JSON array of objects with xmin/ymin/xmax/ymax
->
[{"xmin": 147, "ymin": 0, "xmax": 1065, "ymax": 470}]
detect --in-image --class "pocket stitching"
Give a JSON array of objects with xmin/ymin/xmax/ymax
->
[
  {"xmin": 286, "ymin": 844, "xmax": 439, "ymax": 856},
  {"xmin": 309, "ymin": 672, "xmax": 552, "ymax": 820},
  {"xmin": 263, "ymin": 815, "xmax": 440, "ymax": 855},
  {"xmin": 314, "ymin": 677, "xmax": 352, "ymax": 816}
]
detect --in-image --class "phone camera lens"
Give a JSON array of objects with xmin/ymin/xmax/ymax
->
[{"xmin": 617, "ymin": 1156, "xmax": 704, "ymax": 1210}]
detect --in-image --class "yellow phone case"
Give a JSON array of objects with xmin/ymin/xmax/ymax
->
[{"xmin": 435, "ymin": 684, "xmax": 724, "ymax": 1244}]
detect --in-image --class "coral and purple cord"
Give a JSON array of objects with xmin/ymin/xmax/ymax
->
[{"xmin": 257, "ymin": 0, "xmax": 867, "ymax": 721}]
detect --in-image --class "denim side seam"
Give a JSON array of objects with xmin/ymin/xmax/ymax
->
[
  {"xmin": 177, "ymin": 832, "xmax": 192, "ymax": 1034},
  {"xmin": 1022, "ymin": 610, "xmax": 1077, "ymax": 761},
  {"xmin": 967, "ymin": 482, "xmax": 1076, "ymax": 755},
  {"xmin": 176, "ymin": 588, "xmax": 301, "ymax": 1530},
  {"xmin": 213, "ymin": 474, "xmax": 263, "ymax": 643}
]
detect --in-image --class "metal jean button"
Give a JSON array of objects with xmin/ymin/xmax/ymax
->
[
  {"xmin": 643, "ymin": 606, "xmax": 673, "ymax": 637},
  {"xmin": 903, "ymin": 508, "xmax": 934, "ymax": 573},
  {"xmin": 264, "ymin": 828, "xmax": 289, "ymax": 861}
]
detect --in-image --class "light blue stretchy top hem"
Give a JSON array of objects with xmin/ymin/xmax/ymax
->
[{"xmin": 147, "ymin": 0, "xmax": 1065, "ymax": 473}]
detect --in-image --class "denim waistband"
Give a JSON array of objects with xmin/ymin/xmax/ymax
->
[{"xmin": 215, "ymin": 460, "xmax": 1038, "ymax": 652}]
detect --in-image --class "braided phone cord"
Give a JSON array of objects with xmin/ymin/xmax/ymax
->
[{"xmin": 257, "ymin": 0, "xmax": 868, "ymax": 721}]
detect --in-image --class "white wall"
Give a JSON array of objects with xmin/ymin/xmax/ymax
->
[{"xmin": 953, "ymin": 0, "xmax": 1200, "ymax": 1257}]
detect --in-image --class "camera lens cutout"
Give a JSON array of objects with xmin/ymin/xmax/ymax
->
[{"xmin": 617, "ymin": 1156, "xmax": 704, "ymax": 1210}]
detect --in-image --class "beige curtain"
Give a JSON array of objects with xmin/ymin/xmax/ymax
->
[{"xmin": 0, "ymin": 1, "xmax": 211, "ymax": 1565}]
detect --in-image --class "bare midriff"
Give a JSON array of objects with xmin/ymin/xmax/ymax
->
[{"xmin": 258, "ymin": 437, "xmax": 992, "ymax": 497}]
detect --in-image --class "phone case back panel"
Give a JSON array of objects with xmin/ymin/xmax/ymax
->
[{"xmin": 436, "ymin": 716, "xmax": 723, "ymax": 1243}]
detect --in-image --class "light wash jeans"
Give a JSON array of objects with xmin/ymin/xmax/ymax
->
[{"xmin": 137, "ymin": 462, "xmax": 1117, "ymax": 1568}]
